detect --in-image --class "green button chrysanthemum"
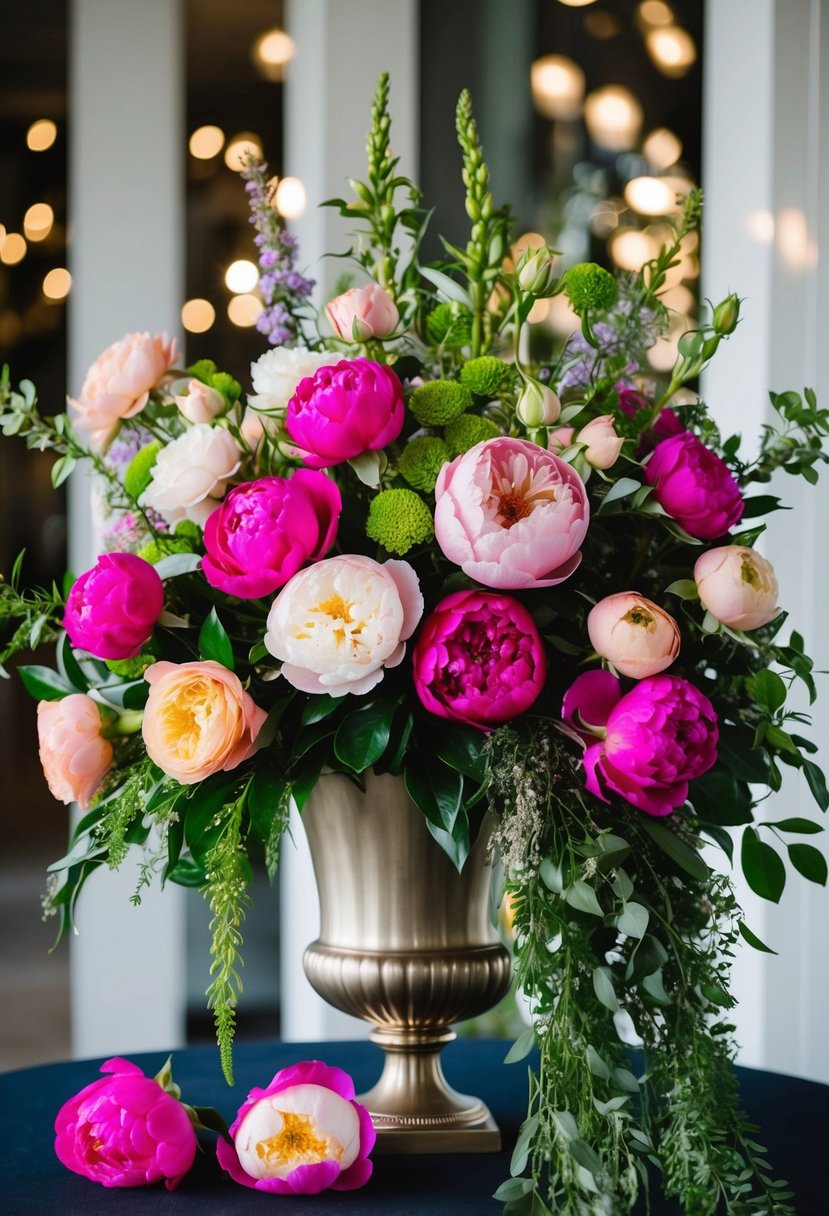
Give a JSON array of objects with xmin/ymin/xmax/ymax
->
[
  {"xmin": 562, "ymin": 262, "xmax": 617, "ymax": 314},
  {"xmin": 365, "ymin": 488, "xmax": 434, "ymax": 555},
  {"xmin": 460, "ymin": 356, "xmax": 509, "ymax": 397},
  {"xmin": 409, "ymin": 380, "xmax": 473, "ymax": 427},
  {"xmin": 443, "ymin": 412, "xmax": 501, "ymax": 456},
  {"xmin": 397, "ymin": 436, "xmax": 451, "ymax": 493}
]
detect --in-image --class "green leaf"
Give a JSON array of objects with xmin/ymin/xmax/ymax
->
[
  {"xmin": 18, "ymin": 665, "xmax": 73, "ymax": 701},
  {"xmin": 741, "ymin": 827, "xmax": 786, "ymax": 902},
  {"xmin": 664, "ymin": 578, "xmax": 699, "ymax": 600},
  {"xmin": 98, "ymin": 679, "xmax": 148, "ymax": 710},
  {"xmin": 592, "ymin": 966, "xmax": 620, "ymax": 1012},
  {"xmin": 803, "ymin": 759, "xmax": 829, "ymax": 811},
  {"xmin": 494, "ymin": 1178, "xmax": 534, "ymax": 1202},
  {"xmin": 596, "ymin": 832, "xmax": 631, "ymax": 871},
  {"xmin": 183, "ymin": 776, "xmax": 238, "ymax": 861},
  {"xmin": 585, "ymin": 1045, "xmax": 610, "ymax": 1081},
  {"xmin": 539, "ymin": 857, "xmax": 563, "ymax": 893},
  {"xmin": 56, "ymin": 634, "xmax": 90, "ymax": 692},
  {"xmin": 334, "ymin": 700, "xmax": 395, "ymax": 771},
  {"xmin": 420, "ymin": 265, "xmax": 473, "ymax": 306},
  {"xmin": 509, "ymin": 1113, "xmax": 540, "ymax": 1177},
  {"xmin": 617, "ymin": 901, "xmax": 649, "ymax": 939},
  {"xmin": 737, "ymin": 921, "xmax": 777, "ymax": 954},
  {"xmin": 717, "ymin": 723, "xmax": 770, "ymax": 782},
  {"xmin": 198, "ymin": 608, "xmax": 234, "ymax": 670},
  {"xmin": 626, "ymin": 933, "xmax": 668, "ymax": 983},
  {"xmin": 569, "ymin": 1138, "xmax": 603, "ymax": 1176},
  {"xmin": 741, "ymin": 494, "xmax": 788, "ymax": 518},
  {"xmin": 404, "ymin": 759, "xmax": 463, "ymax": 834},
  {"xmin": 639, "ymin": 819, "xmax": 709, "ymax": 880},
  {"xmin": 691, "ymin": 770, "xmax": 753, "ymax": 826},
  {"xmin": 154, "ymin": 553, "xmax": 202, "ymax": 579},
  {"xmin": 504, "ymin": 1028, "xmax": 535, "ymax": 1064},
  {"xmin": 641, "ymin": 969, "xmax": 671, "ymax": 1005},
  {"xmin": 248, "ymin": 766, "xmax": 287, "ymax": 843},
  {"xmin": 788, "ymin": 843, "xmax": 828, "ymax": 885},
  {"xmin": 599, "ymin": 477, "xmax": 642, "ymax": 509},
  {"xmin": 435, "ymin": 723, "xmax": 487, "ymax": 782},
  {"xmin": 748, "ymin": 669, "xmax": 788, "ymax": 714},
  {"xmin": 765, "ymin": 817, "xmax": 823, "ymax": 834},
  {"xmin": 300, "ymin": 695, "xmax": 346, "ymax": 726},
  {"xmin": 165, "ymin": 857, "xmax": 207, "ymax": 887},
  {"xmin": 564, "ymin": 880, "xmax": 604, "ymax": 917},
  {"xmin": 424, "ymin": 809, "xmax": 470, "ymax": 872}
]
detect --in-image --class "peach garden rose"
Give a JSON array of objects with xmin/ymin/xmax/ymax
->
[
  {"xmin": 694, "ymin": 545, "xmax": 780, "ymax": 631},
  {"xmin": 326, "ymin": 283, "xmax": 399, "ymax": 341},
  {"xmin": 37, "ymin": 694, "xmax": 113, "ymax": 810},
  {"xmin": 587, "ymin": 592, "xmax": 680, "ymax": 679},
  {"xmin": 69, "ymin": 331, "xmax": 177, "ymax": 452}
]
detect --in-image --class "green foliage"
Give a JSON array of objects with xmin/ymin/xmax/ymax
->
[
  {"xmin": 123, "ymin": 441, "xmax": 162, "ymax": 500},
  {"xmin": 443, "ymin": 411, "xmax": 501, "ymax": 455},
  {"xmin": 460, "ymin": 355, "xmax": 510, "ymax": 397},
  {"xmin": 397, "ymin": 435, "xmax": 451, "ymax": 492},
  {"xmin": 365, "ymin": 488, "xmax": 434, "ymax": 555},
  {"xmin": 409, "ymin": 379, "xmax": 472, "ymax": 426},
  {"xmin": 425, "ymin": 301, "xmax": 473, "ymax": 350}
]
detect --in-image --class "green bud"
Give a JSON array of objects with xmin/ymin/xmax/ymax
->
[
  {"xmin": 465, "ymin": 196, "xmax": 481, "ymax": 222},
  {"xmin": 713, "ymin": 293, "xmax": 740, "ymax": 335},
  {"xmin": 517, "ymin": 248, "xmax": 558, "ymax": 297},
  {"xmin": 516, "ymin": 380, "xmax": 562, "ymax": 428}
]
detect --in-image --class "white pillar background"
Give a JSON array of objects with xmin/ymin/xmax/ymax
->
[
  {"xmin": 703, "ymin": 0, "xmax": 829, "ymax": 1082},
  {"xmin": 68, "ymin": 0, "xmax": 186, "ymax": 1058},
  {"xmin": 279, "ymin": 0, "xmax": 419, "ymax": 1041}
]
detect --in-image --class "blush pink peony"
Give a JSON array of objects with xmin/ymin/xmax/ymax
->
[
  {"xmin": 37, "ymin": 694, "xmax": 113, "ymax": 810},
  {"xmin": 326, "ymin": 283, "xmax": 399, "ymax": 341},
  {"xmin": 434, "ymin": 436, "xmax": 589, "ymax": 589},
  {"xmin": 69, "ymin": 332, "xmax": 177, "ymax": 452},
  {"xmin": 142, "ymin": 660, "xmax": 267, "ymax": 784},
  {"xmin": 563, "ymin": 670, "xmax": 718, "ymax": 816},
  {"xmin": 265, "ymin": 554, "xmax": 423, "ymax": 697},
  {"xmin": 285, "ymin": 357, "xmax": 404, "ymax": 469},
  {"xmin": 54, "ymin": 1057, "xmax": 196, "ymax": 1189},
  {"xmin": 693, "ymin": 545, "xmax": 780, "ymax": 631},
  {"xmin": 63, "ymin": 552, "xmax": 164, "ymax": 660},
  {"xmin": 202, "ymin": 471, "xmax": 342, "ymax": 599},
  {"xmin": 217, "ymin": 1060, "xmax": 375, "ymax": 1194},
  {"xmin": 412, "ymin": 590, "xmax": 546, "ymax": 729},
  {"xmin": 645, "ymin": 432, "xmax": 743, "ymax": 540},
  {"xmin": 587, "ymin": 592, "xmax": 680, "ymax": 679}
]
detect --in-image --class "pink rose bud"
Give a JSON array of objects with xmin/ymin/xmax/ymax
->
[
  {"xmin": 286, "ymin": 357, "xmax": 404, "ymax": 469},
  {"xmin": 587, "ymin": 592, "xmax": 680, "ymax": 679},
  {"xmin": 37, "ymin": 694, "xmax": 113, "ymax": 810},
  {"xmin": 694, "ymin": 545, "xmax": 780, "ymax": 631},
  {"xmin": 577, "ymin": 414, "xmax": 625, "ymax": 469},
  {"xmin": 55, "ymin": 1057, "xmax": 197, "ymax": 1189},
  {"xmin": 434, "ymin": 436, "xmax": 589, "ymax": 589},
  {"xmin": 516, "ymin": 380, "xmax": 561, "ymax": 427},
  {"xmin": 645, "ymin": 431, "xmax": 743, "ymax": 540},
  {"xmin": 174, "ymin": 378, "xmax": 226, "ymax": 424},
  {"xmin": 563, "ymin": 671, "xmax": 718, "ymax": 816},
  {"xmin": 202, "ymin": 471, "xmax": 342, "ymax": 599},
  {"xmin": 326, "ymin": 283, "xmax": 399, "ymax": 341},
  {"xmin": 69, "ymin": 331, "xmax": 177, "ymax": 452},
  {"xmin": 412, "ymin": 589, "xmax": 546, "ymax": 729},
  {"xmin": 547, "ymin": 425, "xmax": 576, "ymax": 454},
  {"xmin": 217, "ymin": 1060, "xmax": 375, "ymax": 1194},
  {"xmin": 63, "ymin": 552, "xmax": 164, "ymax": 660}
]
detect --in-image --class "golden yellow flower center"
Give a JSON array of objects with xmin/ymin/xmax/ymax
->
[
  {"xmin": 255, "ymin": 1110, "xmax": 340, "ymax": 1170},
  {"xmin": 623, "ymin": 606, "xmax": 656, "ymax": 631},
  {"xmin": 297, "ymin": 593, "xmax": 367, "ymax": 649},
  {"xmin": 160, "ymin": 678, "xmax": 213, "ymax": 757},
  {"xmin": 489, "ymin": 467, "xmax": 557, "ymax": 529}
]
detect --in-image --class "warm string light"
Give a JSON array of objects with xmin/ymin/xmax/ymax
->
[
  {"xmin": 584, "ymin": 86, "xmax": 643, "ymax": 151},
  {"xmin": 227, "ymin": 294, "xmax": 263, "ymax": 327},
  {"xmin": 42, "ymin": 268, "xmax": 71, "ymax": 301},
  {"xmin": 252, "ymin": 28, "xmax": 296, "ymax": 80},
  {"xmin": 224, "ymin": 132, "xmax": 263, "ymax": 172},
  {"xmin": 181, "ymin": 299, "xmax": 216, "ymax": 333},
  {"xmin": 646, "ymin": 26, "xmax": 697, "ymax": 77},
  {"xmin": 189, "ymin": 125, "xmax": 225, "ymax": 160},
  {"xmin": 0, "ymin": 233, "xmax": 27, "ymax": 266},
  {"xmin": 224, "ymin": 260, "xmax": 259, "ymax": 294},
  {"xmin": 23, "ymin": 202, "xmax": 54, "ymax": 242},
  {"xmin": 531, "ymin": 55, "xmax": 585, "ymax": 120},
  {"xmin": 26, "ymin": 119, "xmax": 57, "ymax": 152},
  {"xmin": 274, "ymin": 176, "xmax": 306, "ymax": 218}
]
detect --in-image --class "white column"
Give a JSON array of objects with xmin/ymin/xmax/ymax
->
[
  {"xmin": 68, "ymin": 0, "xmax": 186, "ymax": 1058},
  {"xmin": 279, "ymin": 0, "xmax": 418, "ymax": 1041},
  {"xmin": 703, "ymin": 0, "xmax": 829, "ymax": 1082}
]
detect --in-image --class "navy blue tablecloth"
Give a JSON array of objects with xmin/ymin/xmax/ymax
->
[{"xmin": 1, "ymin": 1038, "xmax": 826, "ymax": 1213}]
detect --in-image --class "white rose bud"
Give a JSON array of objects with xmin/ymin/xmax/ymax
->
[
  {"xmin": 516, "ymin": 380, "xmax": 562, "ymax": 428},
  {"xmin": 518, "ymin": 248, "xmax": 557, "ymax": 296}
]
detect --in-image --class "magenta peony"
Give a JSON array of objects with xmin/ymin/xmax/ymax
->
[
  {"xmin": 37, "ymin": 694, "xmax": 113, "ymax": 810},
  {"xmin": 434, "ymin": 437, "xmax": 589, "ymax": 589},
  {"xmin": 326, "ymin": 283, "xmax": 399, "ymax": 341},
  {"xmin": 217, "ymin": 1060, "xmax": 375, "ymax": 1194},
  {"xmin": 202, "ymin": 471, "xmax": 341, "ymax": 599},
  {"xmin": 693, "ymin": 545, "xmax": 780, "ymax": 631},
  {"xmin": 54, "ymin": 1057, "xmax": 196, "ymax": 1189},
  {"xmin": 412, "ymin": 590, "xmax": 546, "ymax": 729},
  {"xmin": 69, "ymin": 332, "xmax": 177, "ymax": 452},
  {"xmin": 587, "ymin": 592, "xmax": 680, "ymax": 679},
  {"xmin": 645, "ymin": 431, "xmax": 743, "ymax": 540},
  {"xmin": 563, "ymin": 670, "xmax": 718, "ymax": 816},
  {"xmin": 64, "ymin": 552, "xmax": 164, "ymax": 660},
  {"xmin": 285, "ymin": 357, "xmax": 404, "ymax": 468}
]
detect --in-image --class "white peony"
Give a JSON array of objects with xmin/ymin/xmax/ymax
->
[
  {"xmin": 248, "ymin": 347, "xmax": 346, "ymax": 416},
  {"xmin": 264, "ymin": 554, "xmax": 423, "ymax": 697},
  {"xmin": 234, "ymin": 1085, "xmax": 362, "ymax": 1181},
  {"xmin": 142, "ymin": 424, "xmax": 241, "ymax": 527}
]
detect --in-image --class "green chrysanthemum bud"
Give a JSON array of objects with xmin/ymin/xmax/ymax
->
[
  {"xmin": 211, "ymin": 371, "xmax": 242, "ymax": 403},
  {"xmin": 105, "ymin": 654, "xmax": 155, "ymax": 679},
  {"xmin": 443, "ymin": 412, "xmax": 501, "ymax": 456},
  {"xmin": 460, "ymin": 356, "xmax": 509, "ymax": 397},
  {"xmin": 187, "ymin": 358, "xmax": 218, "ymax": 383},
  {"xmin": 365, "ymin": 489, "xmax": 434, "ymax": 555},
  {"xmin": 426, "ymin": 302, "xmax": 473, "ymax": 350},
  {"xmin": 563, "ymin": 262, "xmax": 617, "ymax": 315},
  {"xmin": 124, "ymin": 441, "xmax": 162, "ymax": 501},
  {"xmin": 397, "ymin": 436, "xmax": 451, "ymax": 493},
  {"xmin": 409, "ymin": 381, "xmax": 473, "ymax": 427}
]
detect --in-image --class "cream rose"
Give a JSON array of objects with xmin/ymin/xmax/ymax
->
[
  {"xmin": 141, "ymin": 424, "xmax": 241, "ymax": 527},
  {"xmin": 248, "ymin": 347, "xmax": 345, "ymax": 417},
  {"xmin": 694, "ymin": 545, "xmax": 780, "ymax": 631},
  {"xmin": 264, "ymin": 554, "xmax": 423, "ymax": 697},
  {"xmin": 70, "ymin": 331, "xmax": 177, "ymax": 452},
  {"xmin": 174, "ymin": 379, "xmax": 226, "ymax": 424},
  {"xmin": 37, "ymin": 695, "xmax": 113, "ymax": 810},
  {"xmin": 142, "ymin": 660, "xmax": 267, "ymax": 784}
]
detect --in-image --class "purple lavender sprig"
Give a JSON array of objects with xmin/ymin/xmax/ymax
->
[{"xmin": 240, "ymin": 156, "xmax": 315, "ymax": 346}]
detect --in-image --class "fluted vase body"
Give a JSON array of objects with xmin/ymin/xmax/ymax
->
[{"xmin": 301, "ymin": 771, "xmax": 511, "ymax": 1152}]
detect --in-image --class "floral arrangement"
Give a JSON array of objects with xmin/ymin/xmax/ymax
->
[{"xmin": 2, "ymin": 73, "xmax": 828, "ymax": 1213}]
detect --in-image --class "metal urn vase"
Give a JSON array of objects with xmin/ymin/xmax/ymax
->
[{"xmin": 301, "ymin": 771, "xmax": 512, "ymax": 1152}]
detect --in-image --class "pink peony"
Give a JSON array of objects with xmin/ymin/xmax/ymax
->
[
  {"xmin": 143, "ymin": 660, "xmax": 267, "ymax": 784},
  {"xmin": 563, "ymin": 670, "xmax": 718, "ymax": 816},
  {"xmin": 434, "ymin": 436, "xmax": 589, "ymax": 589},
  {"xmin": 69, "ymin": 332, "xmax": 177, "ymax": 452},
  {"xmin": 587, "ymin": 592, "xmax": 680, "ymax": 679},
  {"xmin": 645, "ymin": 432, "xmax": 743, "ymax": 540},
  {"xmin": 202, "ymin": 471, "xmax": 342, "ymax": 599},
  {"xmin": 693, "ymin": 545, "xmax": 780, "ymax": 631},
  {"xmin": 412, "ymin": 590, "xmax": 546, "ymax": 729},
  {"xmin": 174, "ymin": 378, "xmax": 226, "ymax": 424},
  {"xmin": 63, "ymin": 552, "xmax": 164, "ymax": 660},
  {"xmin": 37, "ymin": 694, "xmax": 113, "ymax": 810},
  {"xmin": 326, "ymin": 284, "xmax": 399, "ymax": 341},
  {"xmin": 285, "ymin": 357, "xmax": 404, "ymax": 469},
  {"xmin": 217, "ymin": 1060, "xmax": 375, "ymax": 1194},
  {"xmin": 54, "ymin": 1057, "xmax": 196, "ymax": 1189}
]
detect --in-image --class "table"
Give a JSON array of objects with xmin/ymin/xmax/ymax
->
[{"xmin": 1, "ymin": 1039, "xmax": 826, "ymax": 1213}]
